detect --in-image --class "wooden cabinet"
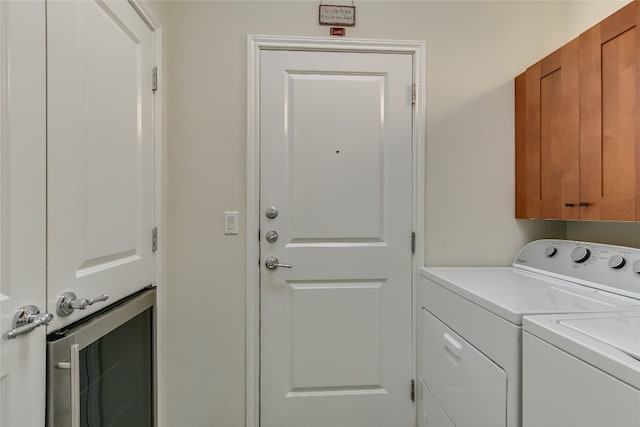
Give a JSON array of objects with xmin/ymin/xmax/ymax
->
[
  {"xmin": 580, "ymin": 1, "xmax": 639, "ymax": 220},
  {"xmin": 516, "ymin": 40, "xmax": 580, "ymax": 220},
  {"xmin": 516, "ymin": 1, "xmax": 640, "ymax": 221}
]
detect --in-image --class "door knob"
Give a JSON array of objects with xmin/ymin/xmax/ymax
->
[
  {"xmin": 3, "ymin": 305, "xmax": 54, "ymax": 340},
  {"xmin": 265, "ymin": 256, "xmax": 292, "ymax": 270},
  {"xmin": 57, "ymin": 292, "xmax": 109, "ymax": 317}
]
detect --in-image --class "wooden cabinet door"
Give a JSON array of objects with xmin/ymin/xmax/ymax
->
[
  {"xmin": 515, "ymin": 40, "xmax": 580, "ymax": 219},
  {"xmin": 580, "ymin": 1, "xmax": 639, "ymax": 221}
]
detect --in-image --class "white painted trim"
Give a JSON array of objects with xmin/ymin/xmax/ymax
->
[
  {"xmin": 246, "ymin": 34, "xmax": 261, "ymax": 427},
  {"xmin": 246, "ymin": 35, "xmax": 426, "ymax": 427},
  {"xmin": 128, "ymin": 0, "xmax": 161, "ymax": 30},
  {"xmin": 0, "ymin": 0, "xmax": 6, "ymax": 306},
  {"xmin": 151, "ymin": 26, "xmax": 165, "ymax": 427},
  {"xmin": 411, "ymin": 42, "xmax": 427, "ymax": 417},
  {"xmin": 128, "ymin": 2, "xmax": 164, "ymax": 427}
]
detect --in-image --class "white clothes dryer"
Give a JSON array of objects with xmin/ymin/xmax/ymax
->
[
  {"xmin": 418, "ymin": 240, "xmax": 640, "ymax": 427},
  {"xmin": 523, "ymin": 310, "xmax": 640, "ymax": 427}
]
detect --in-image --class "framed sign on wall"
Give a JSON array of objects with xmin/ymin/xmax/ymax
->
[{"xmin": 319, "ymin": 4, "xmax": 356, "ymax": 27}]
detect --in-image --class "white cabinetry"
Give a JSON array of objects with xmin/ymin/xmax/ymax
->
[{"xmin": 0, "ymin": 2, "xmax": 158, "ymax": 424}]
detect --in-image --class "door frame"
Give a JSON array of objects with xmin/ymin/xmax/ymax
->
[
  {"xmin": 246, "ymin": 35, "xmax": 426, "ymax": 427},
  {"xmin": 126, "ymin": 3, "xmax": 165, "ymax": 427}
]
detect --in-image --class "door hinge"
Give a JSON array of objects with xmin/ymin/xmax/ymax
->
[
  {"xmin": 411, "ymin": 379, "xmax": 415, "ymax": 402},
  {"xmin": 411, "ymin": 232, "xmax": 416, "ymax": 254},
  {"xmin": 411, "ymin": 84, "xmax": 416, "ymax": 105},
  {"xmin": 152, "ymin": 227, "xmax": 158, "ymax": 252},
  {"xmin": 152, "ymin": 66, "xmax": 158, "ymax": 92}
]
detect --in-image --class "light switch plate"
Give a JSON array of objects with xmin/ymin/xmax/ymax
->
[{"xmin": 224, "ymin": 211, "xmax": 239, "ymax": 234}]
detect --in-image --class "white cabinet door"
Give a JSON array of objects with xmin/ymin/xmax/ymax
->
[
  {"xmin": 260, "ymin": 49, "xmax": 414, "ymax": 427},
  {"xmin": 0, "ymin": 1, "xmax": 48, "ymax": 425},
  {"xmin": 47, "ymin": 0, "xmax": 155, "ymax": 331}
]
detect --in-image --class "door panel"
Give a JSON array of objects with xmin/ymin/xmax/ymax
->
[
  {"xmin": 539, "ymin": 65, "xmax": 563, "ymax": 218},
  {"xmin": 539, "ymin": 40, "xmax": 580, "ymax": 220},
  {"xmin": 580, "ymin": 1, "xmax": 638, "ymax": 221},
  {"xmin": 0, "ymin": 1, "xmax": 47, "ymax": 425},
  {"xmin": 260, "ymin": 50, "xmax": 413, "ymax": 427},
  {"xmin": 289, "ymin": 74, "xmax": 384, "ymax": 240},
  {"xmin": 601, "ymin": 25, "xmax": 636, "ymax": 218},
  {"xmin": 290, "ymin": 281, "xmax": 383, "ymax": 389},
  {"xmin": 518, "ymin": 40, "xmax": 580, "ymax": 220},
  {"xmin": 47, "ymin": 0, "xmax": 154, "ymax": 331}
]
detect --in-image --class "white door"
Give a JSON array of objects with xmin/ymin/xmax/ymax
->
[
  {"xmin": 46, "ymin": 0, "xmax": 155, "ymax": 331},
  {"xmin": 0, "ymin": 1, "xmax": 48, "ymax": 425},
  {"xmin": 260, "ymin": 49, "xmax": 414, "ymax": 427}
]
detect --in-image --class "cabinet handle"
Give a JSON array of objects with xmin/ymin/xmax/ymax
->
[
  {"xmin": 579, "ymin": 202, "xmax": 590, "ymax": 207},
  {"xmin": 3, "ymin": 306, "xmax": 53, "ymax": 340},
  {"xmin": 59, "ymin": 344, "xmax": 80, "ymax": 427},
  {"xmin": 70, "ymin": 344, "xmax": 80, "ymax": 427},
  {"xmin": 57, "ymin": 292, "xmax": 109, "ymax": 317},
  {"xmin": 564, "ymin": 203, "xmax": 575, "ymax": 207}
]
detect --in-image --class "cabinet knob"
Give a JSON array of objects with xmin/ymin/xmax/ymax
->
[
  {"xmin": 564, "ymin": 203, "xmax": 575, "ymax": 207},
  {"xmin": 579, "ymin": 202, "xmax": 590, "ymax": 207}
]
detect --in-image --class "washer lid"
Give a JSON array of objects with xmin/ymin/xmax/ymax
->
[
  {"xmin": 420, "ymin": 267, "xmax": 640, "ymax": 325},
  {"xmin": 560, "ymin": 316, "xmax": 640, "ymax": 361},
  {"xmin": 524, "ymin": 311, "xmax": 640, "ymax": 389}
]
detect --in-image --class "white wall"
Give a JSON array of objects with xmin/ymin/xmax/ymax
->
[
  {"xmin": 564, "ymin": 0, "xmax": 629, "ymax": 40},
  {"xmin": 163, "ymin": 2, "xmax": 570, "ymax": 426}
]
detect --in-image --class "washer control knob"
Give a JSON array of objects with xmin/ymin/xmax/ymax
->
[
  {"xmin": 571, "ymin": 247, "xmax": 591, "ymax": 263},
  {"xmin": 633, "ymin": 260, "xmax": 640, "ymax": 274},
  {"xmin": 544, "ymin": 246, "xmax": 557, "ymax": 257},
  {"xmin": 608, "ymin": 255, "xmax": 626, "ymax": 269}
]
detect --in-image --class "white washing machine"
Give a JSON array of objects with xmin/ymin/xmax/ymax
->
[
  {"xmin": 418, "ymin": 239, "xmax": 640, "ymax": 427},
  {"xmin": 523, "ymin": 310, "xmax": 640, "ymax": 427}
]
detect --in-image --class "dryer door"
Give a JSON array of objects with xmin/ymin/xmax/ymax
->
[
  {"xmin": 418, "ymin": 381, "xmax": 455, "ymax": 427},
  {"xmin": 421, "ymin": 309, "xmax": 507, "ymax": 427}
]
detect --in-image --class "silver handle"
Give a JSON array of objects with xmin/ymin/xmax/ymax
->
[
  {"xmin": 55, "ymin": 344, "xmax": 80, "ymax": 427},
  {"xmin": 57, "ymin": 292, "xmax": 109, "ymax": 316},
  {"xmin": 70, "ymin": 343, "xmax": 80, "ymax": 427},
  {"xmin": 70, "ymin": 293, "xmax": 109, "ymax": 309},
  {"xmin": 3, "ymin": 305, "xmax": 53, "ymax": 340},
  {"xmin": 265, "ymin": 256, "xmax": 292, "ymax": 270}
]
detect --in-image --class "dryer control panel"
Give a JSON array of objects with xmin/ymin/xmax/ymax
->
[{"xmin": 513, "ymin": 240, "xmax": 640, "ymax": 300}]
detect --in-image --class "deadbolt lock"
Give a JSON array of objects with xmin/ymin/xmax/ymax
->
[
  {"xmin": 265, "ymin": 207, "xmax": 278, "ymax": 219},
  {"xmin": 265, "ymin": 230, "xmax": 279, "ymax": 243}
]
